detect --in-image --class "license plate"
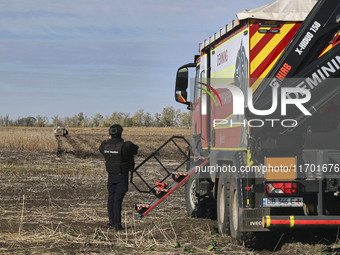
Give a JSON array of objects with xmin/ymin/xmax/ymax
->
[{"xmin": 263, "ymin": 197, "xmax": 303, "ymax": 207}]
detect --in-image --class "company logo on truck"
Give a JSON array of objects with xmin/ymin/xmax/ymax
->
[
  {"xmin": 276, "ymin": 63, "xmax": 292, "ymax": 82},
  {"xmin": 270, "ymin": 63, "xmax": 292, "ymax": 88},
  {"xmin": 294, "ymin": 55, "xmax": 340, "ymax": 93},
  {"xmin": 295, "ymin": 21, "xmax": 321, "ymax": 55},
  {"xmin": 271, "ymin": 56, "xmax": 340, "ymax": 95}
]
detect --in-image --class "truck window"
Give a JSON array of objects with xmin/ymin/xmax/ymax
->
[{"xmin": 193, "ymin": 67, "xmax": 204, "ymax": 104}]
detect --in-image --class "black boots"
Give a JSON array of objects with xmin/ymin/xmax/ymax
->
[
  {"xmin": 113, "ymin": 224, "xmax": 124, "ymax": 230},
  {"xmin": 108, "ymin": 223, "xmax": 125, "ymax": 230}
]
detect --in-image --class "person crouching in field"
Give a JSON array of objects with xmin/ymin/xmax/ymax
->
[{"xmin": 99, "ymin": 124, "xmax": 139, "ymax": 230}]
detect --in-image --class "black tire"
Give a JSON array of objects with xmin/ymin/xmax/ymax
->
[
  {"xmin": 229, "ymin": 178, "xmax": 241, "ymax": 240},
  {"xmin": 217, "ymin": 177, "xmax": 230, "ymax": 235},
  {"xmin": 218, "ymin": 176, "xmax": 258, "ymax": 247},
  {"xmin": 185, "ymin": 176, "xmax": 206, "ymax": 217},
  {"xmin": 217, "ymin": 177, "xmax": 240, "ymax": 237}
]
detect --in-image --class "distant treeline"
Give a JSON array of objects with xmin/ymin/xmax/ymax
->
[{"xmin": 0, "ymin": 106, "xmax": 191, "ymax": 128}]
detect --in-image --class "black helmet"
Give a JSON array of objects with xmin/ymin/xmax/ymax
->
[{"xmin": 109, "ymin": 124, "xmax": 123, "ymax": 137}]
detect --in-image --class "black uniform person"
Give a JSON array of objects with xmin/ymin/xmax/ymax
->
[{"xmin": 99, "ymin": 124, "xmax": 139, "ymax": 230}]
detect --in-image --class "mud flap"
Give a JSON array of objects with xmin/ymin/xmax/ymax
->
[{"xmin": 239, "ymin": 207, "xmax": 271, "ymax": 232}]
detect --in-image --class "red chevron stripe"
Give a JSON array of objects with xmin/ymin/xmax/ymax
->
[
  {"xmin": 250, "ymin": 22, "xmax": 300, "ymax": 79},
  {"xmin": 249, "ymin": 29, "xmax": 277, "ymax": 63}
]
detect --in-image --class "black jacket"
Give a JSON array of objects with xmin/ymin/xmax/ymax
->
[{"xmin": 99, "ymin": 137, "xmax": 139, "ymax": 174}]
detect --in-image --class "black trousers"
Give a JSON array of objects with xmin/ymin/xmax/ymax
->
[{"xmin": 107, "ymin": 173, "xmax": 128, "ymax": 226}]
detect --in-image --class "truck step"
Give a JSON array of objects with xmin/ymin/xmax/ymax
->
[
  {"xmin": 172, "ymin": 172, "xmax": 188, "ymax": 182},
  {"xmin": 154, "ymin": 187, "xmax": 169, "ymax": 196},
  {"xmin": 135, "ymin": 204, "xmax": 151, "ymax": 214}
]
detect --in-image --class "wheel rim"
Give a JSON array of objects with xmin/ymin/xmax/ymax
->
[
  {"xmin": 219, "ymin": 184, "xmax": 225, "ymax": 225},
  {"xmin": 232, "ymin": 189, "xmax": 238, "ymax": 231},
  {"xmin": 189, "ymin": 179, "xmax": 198, "ymax": 209}
]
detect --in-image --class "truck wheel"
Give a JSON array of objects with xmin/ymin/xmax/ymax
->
[
  {"xmin": 230, "ymin": 180, "xmax": 259, "ymax": 247},
  {"xmin": 185, "ymin": 176, "xmax": 206, "ymax": 217},
  {"xmin": 217, "ymin": 177, "xmax": 241, "ymax": 237},
  {"xmin": 230, "ymin": 178, "xmax": 241, "ymax": 240},
  {"xmin": 218, "ymin": 177, "xmax": 257, "ymax": 247},
  {"xmin": 217, "ymin": 177, "xmax": 230, "ymax": 235}
]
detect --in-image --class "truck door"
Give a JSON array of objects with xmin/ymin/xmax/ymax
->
[{"xmin": 191, "ymin": 54, "xmax": 209, "ymax": 154}]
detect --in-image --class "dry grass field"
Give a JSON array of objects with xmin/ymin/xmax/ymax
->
[{"xmin": 1, "ymin": 127, "xmax": 340, "ymax": 254}]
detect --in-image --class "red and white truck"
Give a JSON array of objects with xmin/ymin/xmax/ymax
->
[{"xmin": 174, "ymin": 0, "xmax": 340, "ymax": 245}]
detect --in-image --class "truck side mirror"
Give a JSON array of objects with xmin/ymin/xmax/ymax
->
[
  {"xmin": 175, "ymin": 68, "xmax": 189, "ymax": 104},
  {"xmin": 175, "ymin": 63, "xmax": 196, "ymax": 109}
]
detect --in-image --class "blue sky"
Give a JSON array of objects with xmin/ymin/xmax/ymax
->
[{"xmin": 0, "ymin": 0, "xmax": 274, "ymax": 121}]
